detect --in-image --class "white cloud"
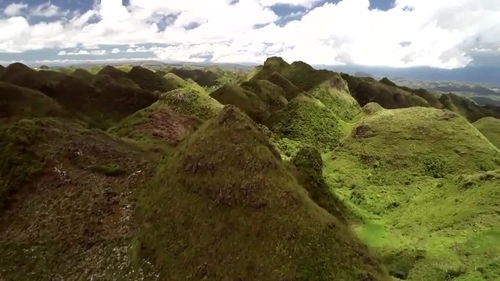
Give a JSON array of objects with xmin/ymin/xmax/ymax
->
[
  {"xmin": 4, "ymin": 3, "xmax": 28, "ymax": 16},
  {"xmin": 111, "ymin": 48, "xmax": 121, "ymax": 54},
  {"xmin": 258, "ymin": 0, "xmax": 320, "ymax": 8},
  {"xmin": 126, "ymin": 46, "xmax": 151, "ymax": 53},
  {"xmin": 57, "ymin": 49, "xmax": 107, "ymax": 56},
  {"xmin": 30, "ymin": 2, "xmax": 67, "ymax": 18},
  {"xmin": 1, "ymin": 0, "xmax": 500, "ymax": 68}
]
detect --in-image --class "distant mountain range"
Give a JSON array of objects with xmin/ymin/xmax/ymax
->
[{"xmin": 323, "ymin": 64, "xmax": 500, "ymax": 86}]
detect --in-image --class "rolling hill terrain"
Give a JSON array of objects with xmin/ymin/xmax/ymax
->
[{"xmin": 0, "ymin": 58, "xmax": 498, "ymax": 281}]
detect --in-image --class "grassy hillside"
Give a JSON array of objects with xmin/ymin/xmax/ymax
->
[
  {"xmin": 210, "ymin": 84, "xmax": 270, "ymax": 122},
  {"xmin": 110, "ymin": 84, "xmax": 220, "ymax": 151},
  {"xmin": 474, "ymin": 117, "xmax": 500, "ymax": 148},
  {"xmin": 250, "ymin": 57, "xmax": 334, "ymax": 91},
  {"xmin": 1, "ymin": 60, "xmax": 499, "ymax": 281},
  {"xmin": 169, "ymin": 67, "xmax": 219, "ymax": 87},
  {"xmin": 0, "ymin": 82, "xmax": 68, "ymax": 123},
  {"xmin": 136, "ymin": 106, "xmax": 389, "ymax": 281},
  {"xmin": 267, "ymin": 94, "xmax": 349, "ymax": 153},
  {"xmin": 0, "ymin": 117, "xmax": 162, "ymax": 280},
  {"xmin": 343, "ymin": 74, "xmax": 497, "ymax": 122},
  {"xmin": 320, "ymin": 107, "xmax": 500, "ymax": 281},
  {"xmin": 439, "ymin": 93, "xmax": 495, "ymax": 122},
  {"xmin": 342, "ymin": 75, "xmax": 431, "ymax": 109},
  {"xmin": 127, "ymin": 66, "xmax": 176, "ymax": 92}
]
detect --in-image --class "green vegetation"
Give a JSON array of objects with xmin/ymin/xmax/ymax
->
[
  {"xmin": 320, "ymin": 107, "xmax": 500, "ymax": 280},
  {"xmin": 267, "ymin": 95, "xmax": 348, "ymax": 152},
  {"xmin": 163, "ymin": 72, "xmax": 189, "ymax": 89},
  {"xmin": 70, "ymin": 68, "xmax": 94, "ymax": 83},
  {"xmin": 0, "ymin": 59, "xmax": 499, "ymax": 281},
  {"xmin": 291, "ymin": 146, "xmax": 349, "ymax": 221},
  {"xmin": 169, "ymin": 67, "xmax": 219, "ymax": 87},
  {"xmin": 440, "ymin": 93, "xmax": 495, "ymax": 122},
  {"xmin": 343, "ymin": 74, "xmax": 498, "ymax": 122},
  {"xmin": 96, "ymin": 65, "xmax": 128, "ymax": 79},
  {"xmin": 267, "ymin": 71, "xmax": 303, "ymax": 100},
  {"xmin": 0, "ymin": 82, "xmax": 68, "ymax": 122},
  {"xmin": 308, "ymin": 77, "xmax": 361, "ymax": 121},
  {"xmin": 0, "ymin": 118, "xmax": 84, "ymax": 210},
  {"xmin": 127, "ymin": 66, "xmax": 176, "ymax": 92},
  {"xmin": 342, "ymin": 74, "xmax": 431, "ymax": 109},
  {"xmin": 473, "ymin": 117, "xmax": 500, "ymax": 148},
  {"xmin": 91, "ymin": 164, "xmax": 127, "ymax": 177},
  {"xmin": 136, "ymin": 106, "xmax": 388, "ymax": 281},
  {"xmin": 241, "ymin": 79, "xmax": 288, "ymax": 111},
  {"xmin": 210, "ymin": 84, "xmax": 270, "ymax": 122},
  {"xmin": 250, "ymin": 57, "xmax": 334, "ymax": 91},
  {"xmin": 163, "ymin": 84, "xmax": 223, "ymax": 120},
  {"xmin": 0, "ymin": 119, "xmax": 46, "ymax": 209},
  {"xmin": 362, "ymin": 102, "xmax": 385, "ymax": 115}
]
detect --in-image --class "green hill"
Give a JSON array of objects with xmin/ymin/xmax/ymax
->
[
  {"xmin": 127, "ymin": 66, "xmax": 177, "ymax": 92},
  {"xmin": 70, "ymin": 68, "xmax": 94, "ymax": 83},
  {"xmin": 136, "ymin": 105, "xmax": 389, "ymax": 281},
  {"xmin": 322, "ymin": 107, "xmax": 500, "ymax": 280},
  {"xmin": 308, "ymin": 76, "xmax": 361, "ymax": 121},
  {"xmin": 267, "ymin": 72, "xmax": 303, "ymax": 100},
  {"xmin": 96, "ymin": 65, "xmax": 128, "ymax": 79},
  {"xmin": 163, "ymin": 72, "xmax": 189, "ymax": 89},
  {"xmin": 343, "ymin": 75, "xmax": 496, "ymax": 122},
  {"xmin": 0, "ymin": 117, "xmax": 161, "ymax": 279},
  {"xmin": 342, "ymin": 75, "xmax": 431, "ymax": 109},
  {"xmin": 251, "ymin": 57, "xmax": 333, "ymax": 91},
  {"xmin": 210, "ymin": 84, "xmax": 270, "ymax": 123},
  {"xmin": 0, "ymin": 82, "xmax": 68, "ymax": 123},
  {"xmin": 169, "ymin": 67, "xmax": 219, "ymax": 87},
  {"xmin": 333, "ymin": 107, "xmax": 498, "ymax": 181},
  {"xmin": 109, "ymin": 85, "xmax": 219, "ymax": 151},
  {"xmin": 267, "ymin": 94, "xmax": 348, "ymax": 153},
  {"xmin": 474, "ymin": 117, "xmax": 500, "ymax": 148},
  {"xmin": 439, "ymin": 93, "xmax": 493, "ymax": 122},
  {"xmin": 241, "ymin": 79, "xmax": 288, "ymax": 111},
  {"xmin": 1, "ymin": 59, "xmax": 499, "ymax": 281},
  {"xmin": 0, "ymin": 63, "xmax": 66, "ymax": 91}
]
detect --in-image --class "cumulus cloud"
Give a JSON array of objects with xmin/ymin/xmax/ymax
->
[
  {"xmin": 0, "ymin": 0, "xmax": 499, "ymax": 68},
  {"xmin": 30, "ymin": 2, "xmax": 68, "ymax": 18},
  {"xmin": 57, "ymin": 49, "xmax": 107, "ymax": 56},
  {"xmin": 4, "ymin": 3, "xmax": 28, "ymax": 16},
  {"xmin": 258, "ymin": 0, "xmax": 321, "ymax": 8}
]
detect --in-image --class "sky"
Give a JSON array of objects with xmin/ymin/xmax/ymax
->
[{"xmin": 0, "ymin": 0, "xmax": 499, "ymax": 69}]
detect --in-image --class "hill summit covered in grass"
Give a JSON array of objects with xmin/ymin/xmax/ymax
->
[
  {"xmin": 137, "ymin": 105, "xmax": 388, "ymax": 281},
  {"xmin": 0, "ymin": 58, "xmax": 498, "ymax": 281}
]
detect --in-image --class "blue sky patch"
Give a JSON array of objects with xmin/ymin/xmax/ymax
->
[{"xmin": 369, "ymin": 0, "xmax": 395, "ymax": 11}]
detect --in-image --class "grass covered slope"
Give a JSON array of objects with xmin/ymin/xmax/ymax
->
[
  {"xmin": 322, "ymin": 106, "xmax": 500, "ymax": 281},
  {"xmin": 136, "ymin": 105, "xmax": 388, "ymax": 281},
  {"xmin": 250, "ymin": 57, "xmax": 334, "ymax": 91},
  {"xmin": 440, "ymin": 93, "xmax": 495, "ymax": 122},
  {"xmin": 127, "ymin": 66, "xmax": 178, "ymax": 92},
  {"xmin": 210, "ymin": 84, "xmax": 270, "ymax": 122},
  {"xmin": 0, "ymin": 117, "xmax": 161, "ymax": 280},
  {"xmin": 0, "ymin": 82, "xmax": 68, "ymax": 123},
  {"xmin": 169, "ymin": 67, "xmax": 219, "ymax": 87},
  {"xmin": 473, "ymin": 117, "xmax": 500, "ymax": 148},
  {"xmin": 267, "ymin": 94, "xmax": 350, "ymax": 153},
  {"xmin": 342, "ymin": 75, "xmax": 431, "ymax": 109},
  {"xmin": 109, "ymin": 84, "xmax": 220, "ymax": 150},
  {"xmin": 308, "ymin": 76, "xmax": 361, "ymax": 121},
  {"xmin": 335, "ymin": 107, "xmax": 498, "ymax": 182}
]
